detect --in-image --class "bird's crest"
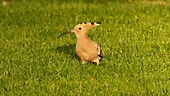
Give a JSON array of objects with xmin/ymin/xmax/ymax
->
[{"xmin": 76, "ymin": 22, "xmax": 101, "ymax": 29}]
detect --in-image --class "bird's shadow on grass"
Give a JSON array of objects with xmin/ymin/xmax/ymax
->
[{"xmin": 55, "ymin": 44, "xmax": 80, "ymax": 60}]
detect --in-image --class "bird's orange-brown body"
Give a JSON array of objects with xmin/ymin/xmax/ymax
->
[
  {"xmin": 76, "ymin": 37, "xmax": 99, "ymax": 63},
  {"xmin": 58, "ymin": 22, "xmax": 103, "ymax": 64}
]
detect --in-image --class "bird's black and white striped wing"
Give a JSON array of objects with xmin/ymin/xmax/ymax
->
[{"xmin": 97, "ymin": 46, "xmax": 103, "ymax": 62}]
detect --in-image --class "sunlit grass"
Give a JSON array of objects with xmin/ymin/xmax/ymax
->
[{"xmin": 0, "ymin": 1, "xmax": 169, "ymax": 95}]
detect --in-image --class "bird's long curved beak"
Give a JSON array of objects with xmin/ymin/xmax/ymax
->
[{"xmin": 58, "ymin": 29, "xmax": 75, "ymax": 38}]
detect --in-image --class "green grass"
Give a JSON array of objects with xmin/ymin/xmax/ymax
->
[{"xmin": 0, "ymin": 0, "xmax": 169, "ymax": 95}]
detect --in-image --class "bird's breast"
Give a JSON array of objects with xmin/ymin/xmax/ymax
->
[{"xmin": 75, "ymin": 39, "xmax": 98, "ymax": 61}]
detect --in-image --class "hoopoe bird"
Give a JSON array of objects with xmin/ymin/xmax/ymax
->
[
  {"xmin": 58, "ymin": 22, "xmax": 103, "ymax": 65},
  {"xmin": 2, "ymin": 0, "xmax": 7, "ymax": 6}
]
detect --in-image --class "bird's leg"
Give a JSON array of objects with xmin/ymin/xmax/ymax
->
[
  {"xmin": 96, "ymin": 60, "xmax": 100, "ymax": 65},
  {"xmin": 92, "ymin": 58, "xmax": 100, "ymax": 65},
  {"xmin": 82, "ymin": 61, "xmax": 87, "ymax": 64}
]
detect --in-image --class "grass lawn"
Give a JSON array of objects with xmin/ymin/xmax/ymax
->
[{"xmin": 0, "ymin": 0, "xmax": 169, "ymax": 95}]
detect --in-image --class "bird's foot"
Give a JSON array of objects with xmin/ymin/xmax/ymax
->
[
  {"xmin": 82, "ymin": 61, "xmax": 87, "ymax": 64},
  {"xmin": 96, "ymin": 61, "xmax": 100, "ymax": 65}
]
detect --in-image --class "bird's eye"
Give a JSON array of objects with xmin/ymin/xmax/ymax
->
[{"xmin": 79, "ymin": 27, "xmax": 82, "ymax": 30}]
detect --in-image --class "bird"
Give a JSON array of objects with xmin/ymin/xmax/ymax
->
[
  {"xmin": 2, "ymin": 0, "xmax": 7, "ymax": 6},
  {"xmin": 58, "ymin": 22, "xmax": 103, "ymax": 65}
]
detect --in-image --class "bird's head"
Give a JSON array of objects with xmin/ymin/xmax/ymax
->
[{"xmin": 58, "ymin": 22, "xmax": 101, "ymax": 38}]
